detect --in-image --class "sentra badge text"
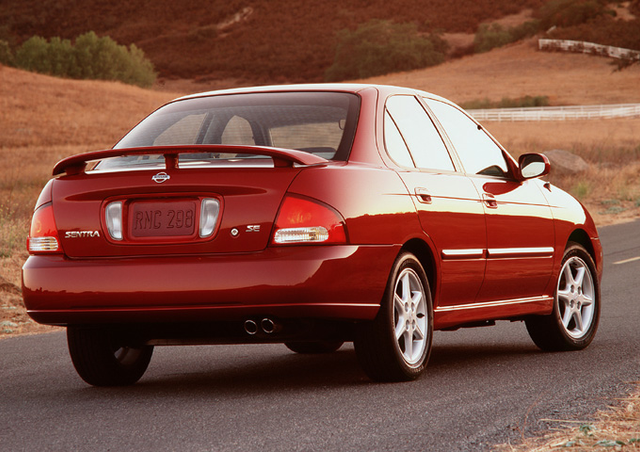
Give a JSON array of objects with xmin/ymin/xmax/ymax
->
[{"xmin": 65, "ymin": 231, "xmax": 101, "ymax": 238}]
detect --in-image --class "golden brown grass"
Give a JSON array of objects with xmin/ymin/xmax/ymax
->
[
  {"xmin": 495, "ymin": 386, "xmax": 640, "ymax": 451},
  {"xmin": 487, "ymin": 118, "xmax": 640, "ymax": 226},
  {"xmin": 0, "ymin": 66, "xmax": 181, "ymax": 337}
]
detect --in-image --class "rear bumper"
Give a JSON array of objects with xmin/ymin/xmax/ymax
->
[{"xmin": 22, "ymin": 245, "xmax": 398, "ymax": 325}]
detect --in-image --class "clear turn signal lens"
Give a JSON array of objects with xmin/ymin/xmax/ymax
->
[
  {"xmin": 199, "ymin": 198, "xmax": 220, "ymax": 238},
  {"xmin": 105, "ymin": 201, "xmax": 123, "ymax": 241},
  {"xmin": 274, "ymin": 226, "xmax": 329, "ymax": 244}
]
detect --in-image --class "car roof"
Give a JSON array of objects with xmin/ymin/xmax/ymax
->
[{"xmin": 173, "ymin": 83, "xmax": 454, "ymax": 105}]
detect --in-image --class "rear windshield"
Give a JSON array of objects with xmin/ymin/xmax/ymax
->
[{"xmin": 110, "ymin": 92, "xmax": 360, "ymax": 166}]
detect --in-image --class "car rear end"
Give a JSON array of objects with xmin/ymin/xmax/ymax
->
[{"xmin": 22, "ymin": 88, "xmax": 396, "ymax": 343}]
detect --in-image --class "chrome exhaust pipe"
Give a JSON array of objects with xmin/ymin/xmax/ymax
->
[
  {"xmin": 261, "ymin": 318, "xmax": 280, "ymax": 334},
  {"xmin": 244, "ymin": 319, "xmax": 258, "ymax": 335}
]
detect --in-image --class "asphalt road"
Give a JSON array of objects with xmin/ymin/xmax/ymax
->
[{"xmin": 1, "ymin": 220, "xmax": 638, "ymax": 451}]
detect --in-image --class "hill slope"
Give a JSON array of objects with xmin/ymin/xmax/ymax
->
[
  {"xmin": 360, "ymin": 39, "xmax": 640, "ymax": 105},
  {"xmin": 1, "ymin": 0, "xmax": 545, "ymax": 83}
]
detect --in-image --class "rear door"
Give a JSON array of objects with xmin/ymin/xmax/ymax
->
[
  {"xmin": 424, "ymin": 98, "xmax": 555, "ymax": 302},
  {"xmin": 384, "ymin": 95, "xmax": 486, "ymax": 307}
]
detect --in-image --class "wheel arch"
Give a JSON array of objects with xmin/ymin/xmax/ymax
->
[
  {"xmin": 400, "ymin": 238, "xmax": 437, "ymax": 301},
  {"xmin": 567, "ymin": 228, "xmax": 595, "ymax": 260}
]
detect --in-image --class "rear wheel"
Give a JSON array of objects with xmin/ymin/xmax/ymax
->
[
  {"xmin": 354, "ymin": 252, "xmax": 433, "ymax": 382},
  {"xmin": 67, "ymin": 327, "xmax": 153, "ymax": 386},
  {"xmin": 526, "ymin": 242, "xmax": 600, "ymax": 351},
  {"xmin": 285, "ymin": 341, "xmax": 344, "ymax": 354}
]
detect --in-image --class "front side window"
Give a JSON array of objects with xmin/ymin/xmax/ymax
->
[
  {"xmin": 425, "ymin": 99, "xmax": 510, "ymax": 177},
  {"xmin": 385, "ymin": 96, "xmax": 454, "ymax": 172}
]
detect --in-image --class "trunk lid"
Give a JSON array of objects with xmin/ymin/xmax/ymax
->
[{"xmin": 51, "ymin": 146, "xmax": 316, "ymax": 258}]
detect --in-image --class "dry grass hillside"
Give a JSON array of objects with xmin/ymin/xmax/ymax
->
[
  {"xmin": 361, "ymin": 38, "xmax": 640, "ymax": 105},
  {"xmin": 0, "ymin": 66, "xmax": 181, "ymax": 336},
  {"xmin": 0, "ymin": 0, "xmax": 546, "ymax": 83}
]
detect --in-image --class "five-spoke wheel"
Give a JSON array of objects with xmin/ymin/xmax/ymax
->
[
  {"xmin": 354, "ymin": 252, "xmax": 433, "ymax": 381},
  {"xmin": 393, "ymin": 267, "xmax": 429, "ymax": 366},
  {"xmin": 526, "ymin": 242, "xmax": 600, "ymax": 351}
]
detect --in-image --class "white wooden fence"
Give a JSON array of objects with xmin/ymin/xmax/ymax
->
[
  {"xmin": 538, "ymin": 38, "xmax": 640, "ymax": 61},
  {"xmin": 467, "ymin": 104, "xmax": 640, "ymax": 122}
]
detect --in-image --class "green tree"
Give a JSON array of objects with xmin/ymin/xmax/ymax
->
[
  {"xmin": 47, "ymin": 37, "xmax": 74, "ymax": 76},
  {"xmin": 14, "ymin": 36, "xmax": 50, "ymax": 73},
  {"xmin": 13, "ymin": 31, "xmax": 156, "ymax": 88},
  {"xmin": 325, "ymin": 19, "xmax": 447, "ymax": 82},
  {"xmin": 474, "ymin": 24, "xmax": 514, "ymax": 53},
  {"xmin": 0, "ymin": 40, "xmax": 13, "ymax": 66}
]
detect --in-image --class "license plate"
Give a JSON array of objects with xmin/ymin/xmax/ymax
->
[{"xmin": 129, "ymin": 200, "xmax": 197, "ymax": 238}]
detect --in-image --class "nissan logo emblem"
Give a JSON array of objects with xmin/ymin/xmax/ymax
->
[{"xmin": 152, "ymin": 172, "xmax": 170, "ymax": 184}]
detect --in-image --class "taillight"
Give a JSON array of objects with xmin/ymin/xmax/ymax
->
[
  {"xmin": 27, "ymin": 203, "xmax": 61, "ymax": 254},
  {"xmin": 272, "ymin": 195, "xmax": 347, "ymax": 245}
]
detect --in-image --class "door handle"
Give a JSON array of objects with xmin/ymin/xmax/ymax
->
[
  {"xmin": 483, "ymin": 193, "xmax": 498, "ymax": 208},
  {"xmin": 414, "ymin": 187, "xmax": 432, "ymax": 204}
]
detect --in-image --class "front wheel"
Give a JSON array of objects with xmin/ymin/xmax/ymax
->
[
  {"xmin": 67, "ymin": 327, "xmax": 154, "ymax": 386},
  {"xmin": 526, "ymin": 242, "xmax": 600, "ymax": 351},
  {"xmin": 354, "ymin": 252, "xmax": 433, "ymax": 382}
]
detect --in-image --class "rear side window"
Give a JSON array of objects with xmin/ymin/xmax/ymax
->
[
  {"xmin": 424, "ymin": 99, "xmax": 510, "ymax": 177},
  {"xmin": 384, "ymin": 96, "xmax": 454, "ymax": 172},
  {"xmin": 115, "ymin": 92, "xmax": 360, "ymax": 162},
  {"xmin": 384, "ymin": 111, "xmax": 414, "ymax": 168}
]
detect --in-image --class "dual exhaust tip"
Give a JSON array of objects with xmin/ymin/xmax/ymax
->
[{"xmin": 244, "ymin": 318, "xmax": 280, "ymax": 335}]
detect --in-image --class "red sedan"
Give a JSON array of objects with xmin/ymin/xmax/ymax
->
[{"xmin": 22, "ymin": 84, "xmax": 602, "ymax": 386}]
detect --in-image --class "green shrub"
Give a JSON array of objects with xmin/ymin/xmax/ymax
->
[
  {"xmin": 325, "ymin": 19, "xmax": 448, "ymax": 82},
  {"xmin": 461, "ymin": 96, "xmax": 550, "ymax": 109},
  {"xmin": 474, "ymin": 20, "xmax": 541, "ymax": 53},
  {"xmin": 47, "ymin": 37, "xmax": 75, "ymax": 77},
  {"xmin": 0, "ymin": 40, "xmax": 13, "ymax": 65},
  {"xmin": 12, "ymin": 31, "xmax": 156, "ymax": 87},
  {"xmin": 474, "ymin": 24, "xmax": 514, "ymax": 53},
  {"xmin": 14, "ymin": 36, "xmax": 50, "ymax": 72}
]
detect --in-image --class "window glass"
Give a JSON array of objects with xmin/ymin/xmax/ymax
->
[
  {"xmin": 384, "ymin": 111, "xmax": 414, "ymax": 168},
  {"xmin": 114, "ymin": 92, "xmax": 360, "ymax": 161},
  {"xmin": 271, "ymin": 122, "xmax": 343, "ymax": 159},
  {"xmin": 425, "ymin": 99, "xmax": 509, "ymax": 177},
  {"xmin": 221, "ymin": 116, "xmax": 255, "ymax": 145},
  {"xmin": 153, "ymin": 114, "xmax": 206, "ymax": 146},
  {"xmin": 385, "ymin": 96, "xmax": 454, "ymax": 172}
]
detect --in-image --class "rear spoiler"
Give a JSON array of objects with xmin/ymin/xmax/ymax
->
[{"xmin": 52, "ymin": 145, "xmax": 330, "ymax": 176}]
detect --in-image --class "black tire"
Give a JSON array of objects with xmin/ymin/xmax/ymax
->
[
  {"xmin": 67, "ymin": 327, "xmax": 154, "ymax": 386},
  {"xmin": 526, "ymin": 242, "xmax": 600, "ymax": 351},
  {"xmin": 354, "ymin": 252, "xmax": 433, "ymax": 382},
  {"xmin": 285, "ymin": 341, "xmax": 344, "ymax": 354}
]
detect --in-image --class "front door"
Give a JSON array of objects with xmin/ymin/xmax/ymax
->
[{"xmin": 424, "ymin": 98, "xmax": 555, "ymax": 302}]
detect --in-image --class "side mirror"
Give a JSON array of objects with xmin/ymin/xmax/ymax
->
[{"xmin": 518, "ymin": 153, "xmax": 550, "ymax": 180}]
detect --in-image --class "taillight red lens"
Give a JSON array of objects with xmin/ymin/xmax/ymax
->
[
  {"xmin": 27, "ymin": 203, "xmax": 61, "ymax": 254},
  {"xmin": 272, "ymin": 195, "xmax": 347, "ymax": 245}
]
